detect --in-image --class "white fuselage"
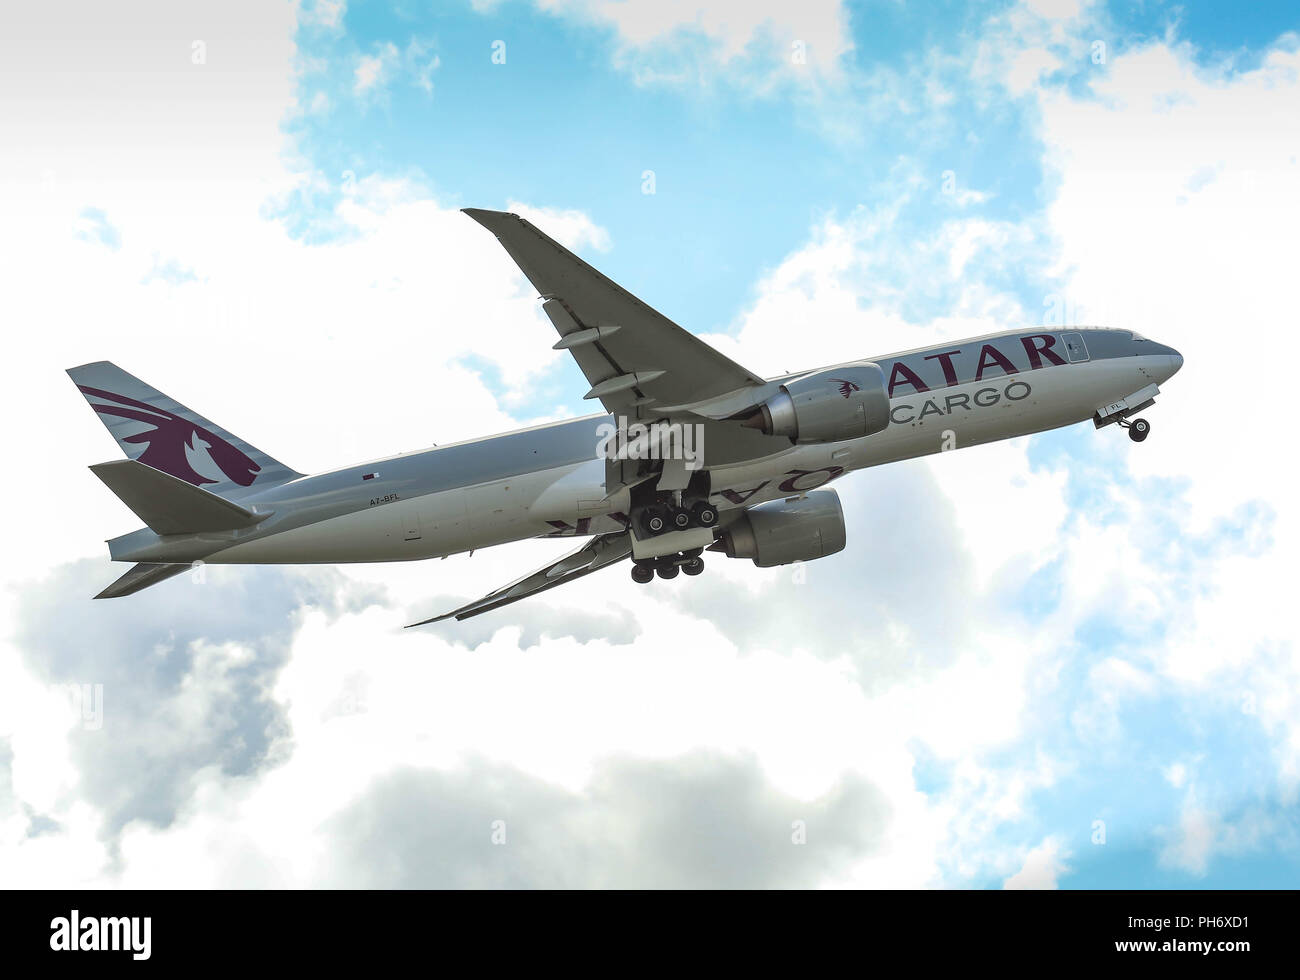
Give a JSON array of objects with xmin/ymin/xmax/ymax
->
[{"xmin": 198, "ymin": 344, "xmax": 1173, "ymax": 566}]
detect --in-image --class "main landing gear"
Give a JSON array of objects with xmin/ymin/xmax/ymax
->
[
  {"xmin": 630, "ymin": 549, "xmax": 705, "ymax": 584},
  {"xmin": 628, "ymin": 477, "xmax": 716, "ymax": 584},
  {"xmin": 1118, "ymin": 417, "xmax": 1150, "ymax": 443},
  {"xmin": 638, "ymin": 499, "xmax": 718, "ymax": 536}
]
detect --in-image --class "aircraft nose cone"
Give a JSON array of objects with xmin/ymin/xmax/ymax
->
[{"xmin": 1167, "ymin": 351, "xmax": 1184, "ymax": 377}]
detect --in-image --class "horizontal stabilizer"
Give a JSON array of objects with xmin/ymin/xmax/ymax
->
[
  {"xmin": 90, "ymin": 459, "xmax": 270, "ymax": 535},
  {"xmin": 95, "ymin": 562, "xmax": 189, "ymax": 599}
]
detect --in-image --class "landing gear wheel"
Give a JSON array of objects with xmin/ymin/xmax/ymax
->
[
  {"xmin": 631, "ymin": 563, "xmax": 654, "ymax": 584},
  {"xmin": 656, "ymin": 562, "xmax": 680, "ymax": 580},
  {"xmin": 691, "ymin": 501, "xmax": 719, "ymax": 527},
  {"xmin": 1129, "ymin": 418, "xmax": 1150, "ymax": 443},
  {"xmin": 671, "ymin": 507, "xmax": 692, "ymax": 531},
  {"xmin": 640, "ymin": 506, "xmax": 668, "ymax": 536},
  {"xmin": 682, "ymin": 557, "xmax": 704, "ymax": 576}
]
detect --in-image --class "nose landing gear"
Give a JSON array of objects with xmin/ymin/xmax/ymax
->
[
  {"xmin": 1093, "ymin": 385, "xmax": 1160, "ymax": 443},
  {"xmin": 1117, "ymin": 416, "xmax": 1150, "ymax": 442}
]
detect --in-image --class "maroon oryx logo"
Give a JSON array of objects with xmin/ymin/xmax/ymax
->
[
  {"xmin": 829, "ymin": 378, "xmax": 860, "ymax": 399},
  {"xmin": 78, "ymin": 386, "xmax": 260, "ymax": 487}
]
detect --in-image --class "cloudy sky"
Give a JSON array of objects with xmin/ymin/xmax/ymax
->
[{"xmin": 1, "ymin": 0, "xmax": 1297, "ymax": 888}]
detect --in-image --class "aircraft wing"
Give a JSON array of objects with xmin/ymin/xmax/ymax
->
[
  {"xmin": 464, "ymin": 208, "xmax": 766, "ymax": 416},
  {"xmin": 406, "ymin": 532, "xmax": 632, "ymax": 626},
  {"xmin": 95, "ymin": 562, "xmax": 188, "ymax": 599}
]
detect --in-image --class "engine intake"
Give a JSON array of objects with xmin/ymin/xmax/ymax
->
[
  {"xmin": 713, "ymin": 490, "xmax": 846, "ymax": 567},
  {"xmin": 742, "ymin": 362, "xmax": 889, "ymax": 443}
]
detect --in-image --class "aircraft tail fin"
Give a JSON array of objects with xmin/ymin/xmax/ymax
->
[
  {"xmin": 90, "ymin": 459, "xmax": 270, "ymax": 536},
  {"xmin": 95, "ymin": 562, "xmax": 190, "ymax": 599},
  {"xmin": 67, "ymin": 361, "xmax": 301, "ymax": 497}
]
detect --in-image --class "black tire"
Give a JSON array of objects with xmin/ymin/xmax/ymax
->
[
  {"xmin": 656, "ymin": 562, "xmax": 679, "ymax": 580},
  {"xmin": 682, "ymin": 557, "xmax": 704, "ymax": 576},
  {"xmin": 1129, "ymin": 418, "xmax": 1150, "ymax": 443},
  {"xmin": 671, "ymin": 507, "xmax": 692, "ymax": 530},
  {"xmin": 691, "ymin": 501, "xmax": 718, "ymax": 527},
  {"xmin": 640, "ymin": 506, "xmax": 667, "ymax": 535},
  {"xmin": 631, "ymin": 564, "xmax": 654, "ymax": 584}
]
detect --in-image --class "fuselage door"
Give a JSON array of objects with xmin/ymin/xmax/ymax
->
[
  {"xmin": 403, "ymin": 510, "xmax": 422, "ymax": 541},
  {"xmin": 1061, "ymin": 332, "xmax": 1089, "ymax": 362}
]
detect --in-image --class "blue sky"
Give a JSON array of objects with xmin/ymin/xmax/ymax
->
[
  {"xmin": 289, "ymin": 1, "xmax": 1054, "ymax": 330},
  {"xmin": 1111, "ymin": 0, "xmax": 1300, "ymax": 70},
  {"xmin": 288, "ymin": 0, "xmax": 1300, "ymax": 336},
  {"xmin": 278, "ymin": 0, "xmax": 1300, "ymax": 888}
]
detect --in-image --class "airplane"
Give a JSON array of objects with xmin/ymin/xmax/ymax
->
[{"xmin": 68, "ymin": 208, "xmax": 1183, "ymax": 624}]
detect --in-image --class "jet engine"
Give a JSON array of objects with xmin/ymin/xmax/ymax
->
[
  {"xmin": 741, "ymin": 362, "xmax": 889, "ymax": 443},
  {"xmin": 712, "ymin": 490, "xmax": 846, "ymax": 567}
]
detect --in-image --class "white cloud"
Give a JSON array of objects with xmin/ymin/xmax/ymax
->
[
  {"xmin": 1032, "ymin": 34, "xmax": 1300, "ymax": 775},
  {"xmin": 990, "ymin": 14, "xmax": 1300, "ymax": 869},
  {"xmin": 301, "ymin": 0, "xmax": 346, "ymax": 31},
  {"xmin": 1158, "ymin": 795, "xmax": 1217, "ymax": 876},
  {"xmin": 408, "ymin": 42, "xmax": 441, "ymax": 94},
  {"xmin": 352, "ymin": 37, "xmax": 441, "ymax": 100},
  {"xmin": 717, "ymin": 201, "xmax": 1035, "ymax": 376},
  {"xmin": 504, "ymin": 200, "xmax": 612, "ymax": 252},
  {"xmin": 1158, "ymin": 785, "xmax": 1285, "ymax": 878},
  {"xmin": 353, "ymin": 42, "xmax": 397, "ymax": 96},
  {"xmin": 1004, "ymin": 835, "xmax": 1070, "ymax": 888},
  {"xmin": 1025, "ymin": 0, "xmax": 1084, "ymax": 20},
  {"xmin": 538, "ymin": 0, "xmax": 853, "ymax": 87}
]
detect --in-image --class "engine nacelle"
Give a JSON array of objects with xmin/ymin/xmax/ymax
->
[
  {"xmin": 714, "ymin": 490, "xmax": 846, "ymax": 567},
  {"xmin": 743, "ymin": 362, "xmax": 889, "ymax": 443}
]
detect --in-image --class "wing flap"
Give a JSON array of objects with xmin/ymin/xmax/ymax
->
[{"xmin": 407, "ymin": 532, "xmax": 632, "ymax": 626}]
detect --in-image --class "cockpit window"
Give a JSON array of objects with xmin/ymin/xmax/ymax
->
[{"xmin": 1129, "ymin": 330, "xmax": 1149, "ymax": 341}]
